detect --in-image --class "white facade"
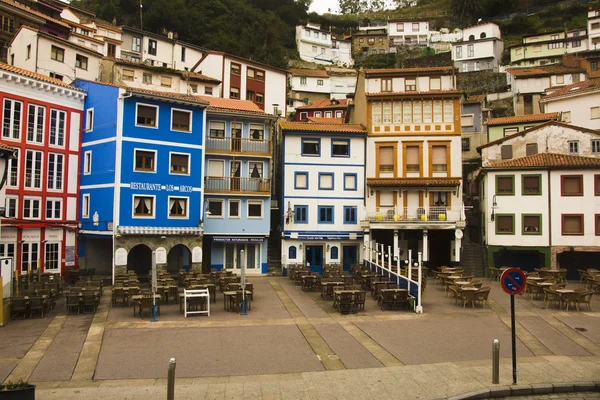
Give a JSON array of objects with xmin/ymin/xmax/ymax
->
[
  {"xmin": 291, "ymin": 74, "xmax": 330, "ymax": 95},
  {"xmin": 451, "ymin": 23, "xmax": 504, "ymax": 72},
  {"xmin": 541, "ymin": 87, "xmax": 600, "ymax": 130},
  {"xmin": 296, "ymin": 23, "xmax": 335, "ymax": 65},
  {"xmin": 387, "ymin": 20, "xmax": 430, "ymax": 48},
  {"xmin": 588, "ymin": 9, "xmax": 600, "ymax": 50},
  {"xmin": 60, "ymin": 8, "xmax": 123, "ymax": 59},
  {"xmin": 508, "ymin": 71, "xmax": 587, "ymax": 95},
  {"xmin": 430, "ymin": 28, "xmax": 463, "ymax": 43},
  {"xmin": 329, "ymin": 72, "xmax": 357, "ymax": 99}
]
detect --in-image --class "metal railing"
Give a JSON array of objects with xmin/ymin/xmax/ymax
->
[
  {"xmin": 204, "ymin": 177, "xmax": 270, "ymax": 193},
  {"xmin": 362, "ymin": 206, "xmax": 466, "ymax": 222},
  {"xmin": 205, "ymin": 137, "xmax": 271, "ymax": 155}
]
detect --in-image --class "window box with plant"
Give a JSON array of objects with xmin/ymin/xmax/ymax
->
[{"xmin": 0, "ymin": 379, "xmax": 35, "ymax": 400}]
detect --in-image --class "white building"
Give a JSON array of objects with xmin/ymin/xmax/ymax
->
[
  {"xmin": 295, "ymin": 23, "xmax": 353, "ymax": 66},
  {"xmin": 540, "ymin": 78, "xmax": 600, "ymax": 130},
  {"xmin": 9, "ymin": 25, "xmax": 103, "ymax": 82},
  {"xmin": 588, "ymin": 8, "xmax": 600, "ymax": 50},
  {"xmin": 387, "ymin": 19, "xmax": 430, "ymax": 50},
  {"xmin": 478, "ymin": 122, "xmax": 600, "ymax": 271},
  {"xmin": 452, "ymin": 23, "xmax": 504, "ymax": 73},
  {"xmin": 280, "ymin": 122, "xmax": 366, "ymax": 273},
  {"xmin": 60, "ymin": 7, "xmax": 123, "ymax": 59}
]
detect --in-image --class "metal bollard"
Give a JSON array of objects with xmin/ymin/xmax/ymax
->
[
  {"xmin": 492, "ymin": 339, "xmax": 500, "ymax": 384},
  {"xmin": 167, "ymin": 357, "xmax": 176, "ymax": 400}
]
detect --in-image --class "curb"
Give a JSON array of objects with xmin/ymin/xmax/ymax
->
[{"xmin": 446, "ymin": 381, "xmax": 600, "ymax": 400}]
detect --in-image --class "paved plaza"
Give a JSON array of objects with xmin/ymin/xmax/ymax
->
[{"xmin": 0, "ymin": 276, "xmax": 599, "ymax": 399}]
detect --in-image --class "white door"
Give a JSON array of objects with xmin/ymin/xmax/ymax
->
[
  {"xmin": 44, "ymin": 242, "xmax": 61, "ymax": 274},
  {"xmin": 21, "ymin": 242, "xmax": 39, "ymax": 274},
  {"xmin": 224, "ymin": 243, "xmax": 260, "ymax": 272}
]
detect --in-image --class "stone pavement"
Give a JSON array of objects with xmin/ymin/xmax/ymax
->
[{"xmin": 0, "ymin": 276, "xmax": 598, "ymax": 399}]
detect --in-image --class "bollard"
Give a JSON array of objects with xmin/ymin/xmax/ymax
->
[
  {"xmin": 492, "ymin": 339, "xmax": 500, "ymax": 384},
  {"xmin": 167, "ymin": 357, "xmax": 176, "ymax": 400}
]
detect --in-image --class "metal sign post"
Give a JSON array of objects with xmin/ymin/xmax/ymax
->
[
  {"xmin": 151, "ymin": 251, "xmax": 157, "ymax": 322},
  {"xmin": 240, "ymin": 249, "xmax": 247, "ymax": 315},
  {"xmin": 500, "ymin": 268, "xmax": 526, "ymax": 385}
]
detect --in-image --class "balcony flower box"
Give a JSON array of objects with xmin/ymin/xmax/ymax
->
[{"xmin": 438, "ymin": 213, "xmax": 446, "ymax": 221}]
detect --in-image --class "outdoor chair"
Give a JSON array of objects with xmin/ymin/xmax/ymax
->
[
  {"xmin": 544, "ymin": 288, "xmax": 562, "ymax": 309},
  {"xmin": 302, "ymin": 276, "xmax": 314, "ymax": 292},
  {"xmin": 586, "ymin": 277, "xmax": 600, "ymax": 292},
  {"xmin": 11, "ymin": 297, "xmax": 28, "ymax": 319},
  {"xmin": 473, "ymin": 287, "xmax": 491, "ymax": 309},
  {"xmin": 557, "ymin": 269, "xmax": 568, "ymax": 284},
  {"xmin": 337, "ymin": 292, "xmax": 354, "ymax": 314},
  {"xmin": 136, "ymin": 296, "xmax": 154, "ymax": 318},
  {"xmin": 353, "ymin": 291, "xmax": 366, "ymax": 311},
  {"xmin": 576, "ymin": 290, "xmax": 594, "ymax": 311},
  {"xmin": 563, "ymin": 291, "xmax": 579, "ymax": 311},
  {"xmin": 229, "ymin": 291, "xmax": 243, "ymax": 312},
  {"xmin": 66, "ymin": 294, "xmax": 81, "ymax": 314},
  {"xmin": 380, "ymin": 291, "xmax": 396, "ymax": 310},
  {"xmin": 166, "ymin": 286, "xmax": 179, "ymax": 305},
  {"xmin": 226, "ymin": 283, "xmax": 241, "ymax": 292},
  {"xmin": 470, "ymin": 280, "xmax": 484, "ymax": 288},
  {"xmin": 528, "ymin": 283, "xmax": 545, "ymax": 300},
  {"xmin": 28, "ymin": 296, "xmax": 45, "ymax": 318},
  {"xmin": 577, "ymin": 269, "xmax": 590, "ymax": 284},
  {"xmin": 112, "ymin": 287, "xmax": 125, "ymax": 307},
  {"xmin": 82, "ymin": 293, "xmax": 98, "ymax": 313},
  {"xmin": 394, "ymin": 291, "xmax": 409, "ymax": 310},
  {"xmin": 448, "ymin": 285, "xmax": 462, "ymax": 305},
  {"xmin": 244, "ymin": 283, "xmax": 254, "ymax": 302}
]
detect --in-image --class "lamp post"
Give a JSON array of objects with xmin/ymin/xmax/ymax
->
[{"xmin": 240, "ymin": 249, "xmax": 247, "ymax": 315}]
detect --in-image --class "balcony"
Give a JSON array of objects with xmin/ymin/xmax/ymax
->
[
  {"xmin": 205, "ymin": 137, "xmax": 272, "ymax": 157},
  {"xmin": 204, "ymin": 177, "xmax": 270, "ymax": 194},
  {"xmin": 362, "ymin": 206, "xmax": 466, "ymax": 226}
]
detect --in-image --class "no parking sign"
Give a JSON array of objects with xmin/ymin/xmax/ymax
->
[{"xmin": 500, "ymin": 268, "xmax": 526, "ymax": 295}]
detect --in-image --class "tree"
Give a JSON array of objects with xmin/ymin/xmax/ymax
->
[
  {"xmin": 450, "ymin": 0, "xmax": 485, "ymax": 26},
  {"xmin": 338, "ymin": 0, "xmax": 368, "ymax": 14}
]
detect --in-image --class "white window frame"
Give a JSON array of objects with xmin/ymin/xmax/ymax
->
[
  {"xmin": 44, "ymin": 242, "xmax": 60, "ymax": 272},
  {"xmin": 49, "ymin": 109, "xmax": 66, "ymax": 148},
  {"xmin": 135, "ymin": 102, "xmax": 159, "ymax": 129},
  {"xmin": 5, "ymin": 195, "xmax": 18, "ymax": 218},
  {"xmin": 2, "ymin": 98, "xmax": 22, "ymax": 141},
  {"xmin": 23, "ymin": 196, "xmax": 41, "ymax": 219},
  {"xmin": 134, "ymin": 148, "xmax": 157, "ymax": 173},
  {"xmin": 592, "ymin": 139, "xmax": 600, "ymax": 154},
  {"xmin": 562, "ymin": 111, "xmax": 571, "ymax": 123},
  {"xmin": 85, "ymin": 108, "xmax": 94, "ymax": 132},
  {"xmin": 209, "ymin": 120, "xmax": 226, "ymax": 138},
  {"xmin": 207, "ymin": 159, "xmax": 225, "ymax": 177},
  {"xmin": 170, "ymin": 108, "xmax": 192, "ymax": 132},
  {"xmin": 169, "ymin": 152, "xmax": 190, "ymax": 175},
  {"xmin": 228, "ymin": 199, "xmax": 241, "ymax": 219},
  {"xmin": 207, "ymin": 199, "xmax": 224, "ymax": 218},
  {"xmin": 467, "ymin": 44, "xmax": 474, "ymax": 57},
  {"xmin": 568, "ymin": 140, "xmax": 579, "ymax": 154},
  {"xmin": 84, "ymin": 150, "xmax": 92, "ymax": 175},
  {"xmin": 24, "ymin": 149, "xmax": 43, "ymax": 190},
  {"xmin": 461, "ymin": 114, "xmax": 474, "ymax": 127},
  {"xmin": 314, "ymin": 111, "xmax": 322, "ymax": 118},
  {"xmin": 591, "ymin": 106, "xmax": 600, "ymax": 120},
  {"xmin": 46, "ymin": 153, "xmax": 64, "ymax": 191},
  {"xmin": 82, "ymin": 194, "xmax": 90, "ymax": 218},
  {"xmin": 247, "ymin": 200, "xmax": 264, "ymax": 219},
  {"xmin": 7, "ymin": 149, "xmax": 19, "ymax": 188},
  {"xmin": 26, "ymin": 104, "xmax": 45, "ymax": 144},
  {"xmin": 132, "ymin": 195, "xmax": 156, "ymax": 219},
  {"xmin": 167, "ymin": 196, "xmax": 189, "ymax": 219},
  {"xmin": 249, "ymin": 123, "xmax": 265, "ymax": 140},
  {"xmin": 45, "ymin": 197, "xmax": 62, "ymax": 220}
]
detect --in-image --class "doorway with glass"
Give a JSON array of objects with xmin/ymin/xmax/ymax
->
[{"xmin": 224, "ymin": 242, "xmax": 260, "ymax": 273}]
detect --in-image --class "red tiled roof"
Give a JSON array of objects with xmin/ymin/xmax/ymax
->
[
  {"xmin": 484, "ymin": 153, "xmax": 600, "ymax": 170},
  {"xmin": 365, "ymin": 66, "xmax": 454, "ymax": 75},
  {"xmin": 0, "ymin": 0, "xmax": 70, "ymax": 28},
  {"xmin": 486, "ymin": 112, "xmax": 560, "ymax": 126},
  {"xmin": 0, "ymin": 62, "xmax": 85, "ymax": 91},
  {"xmin": 280, "ymin": 121, "xmax": 366, "ymax": 133},
  {"xmin": 506, "ymin": 65, "xmax": 586, "ymax": 78},
  {"xmin": 195, "ymin": 96, "xmax": 273, "ymax": 115},
  {"xmin": 180, "ymin": 71, "xmax": 221, "ymax": 84},
  {"xmin": 296, "ymin": 99, "xmax": 348, "ymax": 110},
  {"xmin": 367, "ymin": 178, "xmax": 461, "ymax": 187},
  {"xmin": 464, "ymin": 94, "xmax": 485, "ymax": 104},
  {"xmin": 13, "ymin": 25, "xmax": 103, "ymax": 56},
  {"xmin": 288, "ymin": 68, "xmax": 329, "ymax": 77},
  {"xmin": 367, "ymin": 90, "xmax": 462, "ymax": 97},
  {"xmin": 307, "ymin": 117, "xmax": 344, "ymax": 124},
  {"xmin": 111, "ymin": 58, "xmax": 221, "ymax": 84},
  {"xmin": 541, "ymin": 78, "xmax": 600, "ymax": 101}
]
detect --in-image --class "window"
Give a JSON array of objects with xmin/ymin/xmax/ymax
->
[
  {"xmin": 148, "ymin": 39, "xmax": 157, "ymax": 55},
  {"xmin": 171, "ymin": 109, "xmax": 191, "ymax": 132},
  {"xmin": 169, "ymin": 197, "xmax": 188, "ymax": 218},
  {"xmin": 133, "ymin": 196, "xmax": 154, "ymax": 217},
  {"xmin": 504, "ymin": 127, "xmax": 518, "ymax": 136},
  {"xmin": 75, "ymin": 54, "xmax": 88, "ymax": 70},
  {"xmin": 461, "ymin": 115, "xmax": 473, "ymax": 127},
  {"xmin": 496, "ymin": 175, "xmax": 514, "ymax": 195},
  {"xmin": 27, "ymin": 104, "xmax": 44, "ymax": 144},
  {"xmin": 319, "ymin": 172, "xmax": 334, "ymax": 190},
  {"xmin": 246, "ymin": 91, "xmax": 255, "ymax": 102},
  {"xmin": 294, "ymin": 172, "xmax": 308, "ymax": 189},
  {"xmin": 556, "ymin": 75, "xmax": 564, "ymax": 84},
  {"xmin": 230, "ymin": 87, "xmax": 240, "ymax": 99},
  {"xmin": 397, "ymin": 23, "xmax": 404, "ymax": 32},
  {"xmin": 288, "ymin": 246, "xmax": 297, "ymax": 259},
  {"xmin": 568, "ymin": 140, "xmax": 579, "ymax": 154},
  {"xmin": 593, "ymin": 140, "xmax": 600, "ymax": 154},
  {"xmin": 5, "ymin": 196, "xmax": 17, "ymax": 218},
  {"xmin": 7, "ymin": 151, "xmax": 18, "ymax": 187},
  {"xmin": 142, "ymin": 73, "xmax": 152, "ymax": 84},
  {"xmin": 406, "ymin": 146, "xmax": 419, "ymax": 173},
  {"xmin": 294, "ymin": 205, "xmax": 307, "ymax": 223},
  {"xmin": 302, "ymin": 138, "xmax": 320, "ymax": 156},
  {"xmin": 559, "ymin": 111, "xmax": 572, "ymax": 123},
  {"xmin": 160, "ymin": 76, "xmax": 172, "ymax": 87},
  {"xmin": 315, "ymin": 112, "xmax": 322, "ymax": 118},
  {"xmin": 49, "ymin": 109, "xmax": 65, "ymax": 147},
  {"xmin": 430, "ymin": 77, "xmax": 441, "ymax": 90},
  {"xmin": 47, "ymin": 153, "xmax": 63, "ymax": 190},
  {"xmin": 248, "ymin": 161, "xmax": 263, "ymax": 179},
  {"xmin": 501, "ymin": 145, "xmax": 513, "ymax": 160},
  {"xmin": 312, "ymin": 46, "xmax": 317, "ymax": 53},
  {"xmin": 562, "ymin": 214, "xmax": 583, "ymax": 235},
  {"xmin": 431, "ymin": 145, "xmax": 447, "ymax": 172},
  {"xmin": 325, "ymin": 111, "xmax": 332, "ymax": 118},
  {"xmin": 467, "ymin": 44, "xmax": 474, "ymax": 57},
  {"xmin": 136, "ymin": 104, "xmax": 158, "ymax": 127},
  {"xmin": 249, "ymin": 124, "xmax": 264, "ymax": 140},
  {"xmin": 256, "ymin": 93, "xmax": 264, "ymax": 104},
  {"xmin": 202, "ymin": 86, "xmax": 211, "ymax": 95},
  {"xmin": 597, "ymin": 214, "xmax": 600, "ymax": 236},
  {"xmin": 523, "ymin": 215, "xmax": 541, "ymax": 234},
  {"xmin": 561, "ymin": 175, "xmax": 583, "ymax": 196},
  {"xmin": 522, "ymin": 175, "xmax": 541, "ymax": 195},
  {"xmin": 318, "ymin": 206, "xmax": 334, "ymax": 223},
  {"xmin": 335, "ymin": 111, "xmax": 343, "ymax": 118},
  {"xmin": 379, "ymin": 146, "xmax": 394, "ymax": 173},
  {"xmin": 368, "ymin": 38, "xmax": 375, "ymax": 44},
  {"xmin": 228, "ymin": 200, "xmax": 240, "ymax": 218},
  {"xmin": 0, "ymin": 15, "xmax": 14, "ymax": 33},
  {"xmin": 405, "ymin": 78, "xmax": 416, "ymax": 91},
  {"xmin": 132, "ymin": 36, "xmax": 141, "ymax": 52},
  {"xmin": 50, "ymin": 46, "xmax": 64, "ymax": 62},
  {"xmin": 170, "ymin": 153, "xmax": 189, "ymax": 174},
  {"xmin": 23, "ymin": 197, "xmax": 41, "ymax": 219},
  {"xmin": 231, "ymin": 63, "xmax": 241, "ymax": 75},
  {"xmin": 135, "ymin": 150, "xmax": 156, "ymax": 172},
  {"xmin": 412, "ymin": 23, "xmax": 419, "ymax": 31},
  {"xmin": 381, "ymin": 78, "xmax": 392, "ymax": 92},
  {"xmin": 591, "ymin": 106, "xmax": 600, "ymax": 120},
  {"xmin": 461, "ymin": 138, "xmax": 470, "ymax": 152},
  {"xmin": 495, "ymin": 214, "xmax": 514, "ymax": 234},
  {"xmin": 20, "ymin": 243, "xmax": 38, "ymax": 273},
  {"xmin": 526, "ymin": 143, "xmax": 538, "ymax": 156},
  {"xmin": 49, "ymin": 72, "xmax": 63, "ymax": 81},
  {"xmin": 84, "ymin": 108, "xmax": 94, "ymax": 132},
  {"xmin": 44, "ymin": 243, "xmax": 59, "ymax": 271},
  {"xmin": 210, "ymin": 121, "xmax": 225, "ymax": 137},
  {"xmin": 82, "ymin": 194, "xmax": 90, "ymax": 218},
  {"xmin": 455, "ymin": 46, "xmax": 462, "ymax": 59},
  {"xmin": 107, "ymin": 43, "xmax": 116, "ymax": 57},
  {"xmin": 84, "ymin": 151, "xmax": 91, "ymax": 175},
  {"xmin": 591, "ymin": 61, "xmax": 598, "ymax": 72},
  {"xmin": 256, "ymin": 70, "xmax": 265, "ymax": 81},
  {"xmin": 332, "ymin": 139, "xmax": 349, "ymax": 157},
  {"xmin": 45, "ymin": 198, "xmax": 62, "ymax": 220},
  {"xmin": 344, "ymin": 173, "xmax": 357, "ymax": 190},
  {"xmin": 3, "ymin": 99, "xmax": 22, "ymax": 140},
  {"xmin": 300, "ymin": 77, "xmax": 307, "ymax": 85},
  {"xmin": 207, "ymin": 200, "xmax": 223, "ymax": 217},
  {"xmin": 344, "ymin": 206, "xmax": 357, "ymax": 224},
  {"xmin": 24, "ymin": 150, "xmax": 42, "ymax": 189},
  {"xmin": 248, "ymin": 200, "xmax": 263, "ymax": 218},
  {"xmin": 181, "ymin": 47, "xmax": 186, "ymax": 62},
  {"xmin": 317, "ymin": 79, "xmax": 324, "ymax": 86}
]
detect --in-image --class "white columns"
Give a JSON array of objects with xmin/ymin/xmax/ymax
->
[
  {"xmin": 416, "ymin": 251, "xmax": 423, "ymax": 313},
  {"xmin": 455, "ymin": 236, "xmax": 462, "ymax": 263},
  {"xmin": 422, "ymin": 230, "xmax": 429, "ymax": 262},
  {"xmin": 393, "ymin": 230, "xmax": 399, "ymax": 261}
]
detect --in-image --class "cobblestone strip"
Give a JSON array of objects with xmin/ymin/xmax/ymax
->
[
  {"xmin": 4, "ymin": 313, "xmax": 67, "ymax": 383},
  {"xmin": 269, "ymin": 279, "xmax": 345, "ymax": 371},
  {"xmin": 70, "ymin": 289, "xmax": 111, "ymax": 381},
  {"xmin": 537, "ymin": 313, "xmax": 600, "ymax": 356}
]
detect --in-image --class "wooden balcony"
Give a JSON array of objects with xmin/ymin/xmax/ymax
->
[
  {"xmin": 204, "ymin": 177, "xmax": 271, "ymax": 194},
  {"xmin": 205, "ymin": 137, "xmax": 272, "ymax": 157},
  {"xmin": 362, "ymin": 206, "xmax": 466, "ymax": 225}
]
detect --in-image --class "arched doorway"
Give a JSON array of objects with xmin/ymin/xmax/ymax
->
[
  {"xmin": 127, "ymin": 244, "xmax": 152, "ymax": 277},
  {"xmin": 167, "ymin": 244, "xmax": 192, "ymax": 274}
]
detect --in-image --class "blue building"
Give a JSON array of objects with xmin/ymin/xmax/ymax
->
[
  {"xmin": 72, "ymin": 80, "xmax": 208, "ymax": 277},
  {"xmin": 201, "ymin": 97, "xmax": 278, "ymax": 274}
]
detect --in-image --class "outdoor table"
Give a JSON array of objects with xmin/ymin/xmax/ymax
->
[
  {"xmin": 321, "ymin": 282, "xmax": 343, "ymax": 298},
  {"xmin": 538, "ymin": 282, "xmax": 554, "ymax": 286},
  {"xmin": 455, "ymin": 281, "xmax": 471, "ymax": 285},
  {"xmin": 332, "ymin": 289, "xmax": 362, "ymax": 308},
  {"xmin": 527, "ymin": 277, "xmax": 546, "ymax": 281},
  {"xmin": 223, "ymin": 290, "xmax": 252, "ymax": 311},
  {"xmin": 459, "ymin": 287, "xmax": 478, "ymax": 291},
  {"xmin": 447, "ymin": 275, "xmax": 462, "ymax": 279}
]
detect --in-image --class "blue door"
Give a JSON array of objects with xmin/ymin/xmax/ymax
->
[
  {"xmin": 305, "ymin": 246, "xmax": 323, "ymax": 274},
  {"xmin": 342, "ymin": 246, "xmax": 358, "ymax": 272}
]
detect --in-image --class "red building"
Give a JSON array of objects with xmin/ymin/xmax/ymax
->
[
  {"xmin": 294, "ymin": 98, "xmax": 348, "ymax": 121},
  {"xmin": 0, "ymin": 63, "xmax": 86, "ymax": 277}
]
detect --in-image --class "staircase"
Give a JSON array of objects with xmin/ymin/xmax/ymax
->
[
  {"xmin": 267, "ymin": 236, "xmax": 281, "ymax": 276},
  {"xmin": 461, "ymin": 237, "xmax": 486, "ymax": 278}
]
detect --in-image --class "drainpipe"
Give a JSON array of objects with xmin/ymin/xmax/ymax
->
[
  {"xmin": 547, "ymin": 171, "xmax": 552, "ymax": 268},
  {"xmin": 35, "ymin": 34, "xmax": 40, "ymax": 73}
]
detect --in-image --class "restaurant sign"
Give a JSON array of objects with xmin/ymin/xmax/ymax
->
[
  {"xmin": 130, "ymin": 182, "xmax": 194, "ymax": 193},
  {"xmin": 213, "ymin": 237, "xmax": 264, "ymax": 243}
]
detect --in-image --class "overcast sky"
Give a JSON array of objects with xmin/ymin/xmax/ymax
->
[{"xmin": 309, "ymin": 0, "xmax": 340, "ymax": 14}]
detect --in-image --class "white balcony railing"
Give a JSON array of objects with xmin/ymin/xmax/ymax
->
[{"xmin": 362, "ymin": 206, "xmax": 466, "ymax": 223}]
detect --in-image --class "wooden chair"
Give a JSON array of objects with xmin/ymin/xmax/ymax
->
[
  {"xmin": 11, "ymin": 297, "xmax": 28, "ymax": 319},
  {"xmin": 576, "ymin": 290, "xmax": 594, "ymax": 311},
  {"xmin": 337, "ymin": 292, "xmax": 354, "ymax": 314},
  {"xmin": 112, "ymin": 287, "xmax": 124, "ymax": 307},
  {"xmin": 353, "ymin": 291, "xmax": 366, "ymax": 311},
  {"xmin": 380, "ymin": 291, "xmax": 395, "ymax": 310},
  {"xmin": 29, "ymin": 296, "xmax": 46, "ymax": 318},
  {"xmin": 66, "ymin": 294, "xmax": 81, "ymax": 314},
  {"xmin": 136, "ymin": 296, "xmax": 153, "ymax": 318},
  {"xmin": 82, "ymin": 293, "xmax": 98, "ymax": 313},
  {"xmin": 394, "ymin": 291, "xmax": 409, "ymax": 310},
  {"xmin": 302, "ymin": 276, "xmax": 314, "ymax": 292}
]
